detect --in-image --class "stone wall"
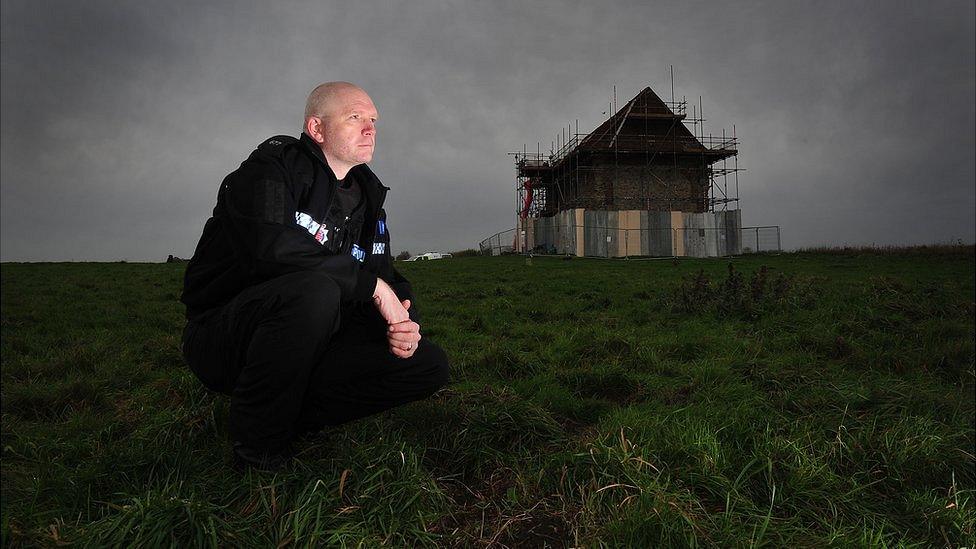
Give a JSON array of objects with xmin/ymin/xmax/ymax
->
[{"xmin": 552, "ymin": 158, "xmax": 709, "ymax": 213}]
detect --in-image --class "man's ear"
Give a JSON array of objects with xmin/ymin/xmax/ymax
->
[{"xmin": 305, "ymin": 117, "xmax": 326, "ymax": 143}]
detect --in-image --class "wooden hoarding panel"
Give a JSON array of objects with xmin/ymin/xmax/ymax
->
[
  {"xmin": 671, "ymin": 211, "xmax": 685, "ymax": 256},
  {"xmin": 575, "ymin": 209, "xmax": 585, "ymax": 257}
]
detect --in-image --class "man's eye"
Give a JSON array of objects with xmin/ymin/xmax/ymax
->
[{"xmin": 351, "ymin": 114, "xmax": 360, "ymax": 120}]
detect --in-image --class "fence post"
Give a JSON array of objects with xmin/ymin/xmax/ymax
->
[
  {"xmin": 776, "ymin": 227, "xmax": 781, "ymax": 252},
  {"xmin": 756, "ymin": 227, "xmax": 761, "ymax": 252}
]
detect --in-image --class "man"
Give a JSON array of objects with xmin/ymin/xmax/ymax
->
[{"xmin": 180, "ymin": 82, "xmax": 449, "ymax": 470}]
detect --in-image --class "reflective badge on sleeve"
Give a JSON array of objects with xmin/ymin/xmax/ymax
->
[
  {"xmin": 314, "ymin": 225, "xmax": 329, "ymax": 244},
  {"xmin": 372, "ymin": 242, "xmax": 385, "ymax": 255},
  {"xmin": 296, "ymin": 211, "xmax": 328, "ymax": 244},
  {"xmin": 351, "ymin": 244, "xmax": 366, "ymax": 262},
  {"xmin": 377, "ymin": 220, "xmax": 385, "ymax": 235}
]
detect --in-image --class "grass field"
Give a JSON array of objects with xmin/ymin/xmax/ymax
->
[{"xmin": 2, "ymin": 248, "xmax": 974, "ymax": 547}]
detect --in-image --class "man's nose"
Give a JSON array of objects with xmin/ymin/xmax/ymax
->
[{"xmin": 363, "ymin": 120, "xmax": 375, "ymax": 135}]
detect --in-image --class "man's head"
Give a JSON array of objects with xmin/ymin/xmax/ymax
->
[{"xmin": 304, "ymin": 82, "xmax": 378, "ymax": 179}]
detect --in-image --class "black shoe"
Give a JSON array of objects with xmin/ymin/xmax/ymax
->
[{"xmin": 232, "ymin": 441, "xmax": 293, "ymax": 472}]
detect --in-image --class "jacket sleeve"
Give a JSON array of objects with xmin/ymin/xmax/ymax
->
[
  {"xmin": 217, "ymin": 152, "xmax": 374, "ymax": 301},
  {"xmin": 388, "ymin": 266, "xmax": 419, "ymax": 323},
  {"xmin": 367, "ymin": 210, "xmax": 421, "ymax": 323}
]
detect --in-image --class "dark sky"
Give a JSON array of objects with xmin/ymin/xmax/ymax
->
[{"xmin": 2, "ymin": 1, "xmax": 974, "ymax": 261}]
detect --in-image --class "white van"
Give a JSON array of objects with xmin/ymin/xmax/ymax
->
[{"xmin": 405, "ymin": 252, "xmax": 452, "ymax": 261}]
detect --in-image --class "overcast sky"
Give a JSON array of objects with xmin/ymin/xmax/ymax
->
[{"xmin": 2, "ymin": 0, "xmax": 974, "ymax": 261}]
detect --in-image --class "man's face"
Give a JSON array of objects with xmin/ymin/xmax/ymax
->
[{"xmin": 318, "ymin": 87, "xmax": 378, "ymax": 173}]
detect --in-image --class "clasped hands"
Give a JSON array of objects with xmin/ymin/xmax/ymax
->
[{"xmin": 372, "ymin": 278, "xmax": 420, "ymax": 359}]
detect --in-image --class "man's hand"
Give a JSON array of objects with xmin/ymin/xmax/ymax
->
[
  {"xmin": 372, "ymin": 278, "xmax": 410, "ymax": 325},
  {"xmin": 387, "ymin": 302, "xmax": 420, "ymax": 359}
]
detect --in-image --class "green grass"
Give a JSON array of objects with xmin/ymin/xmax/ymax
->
[{"xmin": 2, "ymin": 248, "xmax": 974, "ymax": 547}]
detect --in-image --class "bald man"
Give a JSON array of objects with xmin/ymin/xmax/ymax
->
[{"xmin": 181, "ymin": 82, "xmax": 450, "ymax": 470}]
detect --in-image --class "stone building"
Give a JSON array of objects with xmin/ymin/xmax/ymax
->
[{"xmin": 513, "ymin": 86, "xmax": 743, "ymax": 257}]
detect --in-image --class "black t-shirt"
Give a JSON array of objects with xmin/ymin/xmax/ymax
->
[{"xmin": 335, "ymin": 178, "xmax": 362, "ymax": 220}]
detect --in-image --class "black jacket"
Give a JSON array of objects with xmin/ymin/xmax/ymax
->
[{"xmin": 181, "ymin": 133, "xmax": 413, "ymax": 322}]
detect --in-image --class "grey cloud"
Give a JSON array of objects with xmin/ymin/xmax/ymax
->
[{"xmin": 1, "ymin": 0, "xmax": 973, "ymax": 261}]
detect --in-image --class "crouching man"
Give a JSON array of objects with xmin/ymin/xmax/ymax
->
[{"xmin": 180, "ymin": 82, "xmax": 450, "ymax": 470}]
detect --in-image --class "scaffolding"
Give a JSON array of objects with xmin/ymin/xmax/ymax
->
[{"xmin": 510, "ymin": 75, "xmax": 742, "ymax": 225}]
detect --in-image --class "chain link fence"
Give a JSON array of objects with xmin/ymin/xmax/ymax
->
[
  {"xmin": 739, "ymin": 226, "xmax": 782, "ymax": 253},
  {"xmin": 479, "ymin": 226, "xmax": 780, "ymax": 257},
  {"xmin": 478, "ymin": 228, "xmax": 518, "ymax": 256}
]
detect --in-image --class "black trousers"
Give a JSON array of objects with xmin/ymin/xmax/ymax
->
[{"xmin": 181, "ymin": 271, "xmax": 450, "ymax": 453}]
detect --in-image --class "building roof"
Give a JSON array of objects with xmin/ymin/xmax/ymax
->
[
  {"xmin": 515, "ymin": 85, "xmax": 739, "ymax": 180},
  {"xmin": 569, "ymin": 87, "xmax": 736, "ymax": 163}
]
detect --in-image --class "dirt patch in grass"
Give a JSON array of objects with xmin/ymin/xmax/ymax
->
[
  {"xmin": 433, "ymin": 478, "xmax": 576, "ymax": 549},
  {"xmin": 557, "ymin": 369, "xmax": 644, "ymax": 405},
  {"xmin": 657, "ymin": 383, "xmax": 695, "ymax": 406},
  {"xmin": 576, "ymin": 337, "xmax": 633, "ymax": 366},
  {"xmin": 474, "ymin": 347, "xmax": 538, "ymax": 380}
]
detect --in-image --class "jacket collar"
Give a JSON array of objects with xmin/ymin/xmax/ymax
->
[
  {"xmin": 299, "ymin": 132, "xmax": 332, "ymax": 173},
  {"xmin": 298, "ymin": 132, "xmax": 389, "ymax": 192}
]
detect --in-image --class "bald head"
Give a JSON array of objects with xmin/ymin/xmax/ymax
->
[
  {"xmin": 302, "ymin": 82, "xmax": 378, "ymax": 179},
  {"xmin": 304, "ymin": 81, "xmax": 364, "ymax": 124}
]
